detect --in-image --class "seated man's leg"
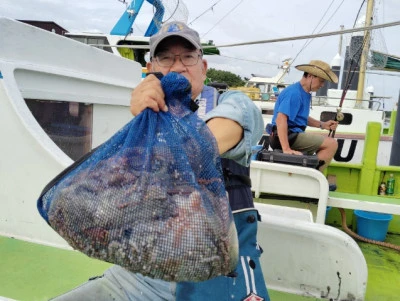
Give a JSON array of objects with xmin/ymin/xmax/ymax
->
[
  {"xmin": 315, "ymin": 136, "xmax": 338, "ymax": 170},
  {"xmin": 289, "ymin": 132, "xmax": 322, "ymax": 155},
  {"xmin": 291, "ymin": 133, "xmax": 337, "ymax": 171},
  {"xmin": 269, "ymin": 131, "xmax": 298, "ymax": 151},
  {"xmin": 50, "ymin": 265, "xmax": 176, "ymax": 301}
]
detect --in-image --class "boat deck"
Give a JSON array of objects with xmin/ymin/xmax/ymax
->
[
  {"xmin": 256, "ymin": 198, "xmax": 400, "ymax": 300},
  {"xmin": 1, "ymin": 224, "xmax": 399, "ymax": 300},
  {"xmin": 0, "ymin": 236, "xmax": 109, "ymax": 301}
]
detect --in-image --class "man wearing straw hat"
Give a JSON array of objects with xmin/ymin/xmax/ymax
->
[{"xmin": 269, "ymin": 59, "xmax": 339, "ymax": 172}]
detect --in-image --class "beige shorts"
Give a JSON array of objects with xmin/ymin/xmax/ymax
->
[{"xmin": 291, "ymin": 132, "xmax": 324, "ymax": 155}]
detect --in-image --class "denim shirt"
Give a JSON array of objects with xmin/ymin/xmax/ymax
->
[{"xmin": 202, "ymin": 90, "xmax": 264, "ymax": 167}]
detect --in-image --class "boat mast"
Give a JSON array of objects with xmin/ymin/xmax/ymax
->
[
  {"xmin": 356, "ymin": 0, "xmax": 375, "ymax": 106},
  {"xmin": 338, "ymin": 25, "xmax": 344, "ymax": 56}
]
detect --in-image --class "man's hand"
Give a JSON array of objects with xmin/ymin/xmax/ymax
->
[
  {"xmin": 321, "ymin": 120, "xmax": 338, "ymax": 131},
  {"xmin": 282, "ymin": 148, "xmax": 303, "ymax": 155},
  {"xmin": 130, "ymin": 74, "xmax": 168, "ymax": 116}
]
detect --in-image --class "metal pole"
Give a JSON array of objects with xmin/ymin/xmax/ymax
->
[
  {"xmin": 356, "ymin": 0, "xmax": 374, "ymax": 107},
  {"xmin": 389, "ymin": 90, "xmax": 400, "ymax": 166},
  {"xmin": 338, "ymin": 25, "xmax": 344, "ymax": 55},
  {"xmin": 337, "ymin": 25, "xmax": 344, "ymax": 90}
]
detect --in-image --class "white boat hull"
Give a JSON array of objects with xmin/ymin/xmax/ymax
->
[
  {"xmin": 0, "ymin": 18, "xmax": 368, "ymax": 299},
  {"xmin": 257, "ymin": 203, "xmax": 367, "ymax": 300}
]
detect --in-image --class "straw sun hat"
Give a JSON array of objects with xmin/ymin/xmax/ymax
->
[{"xmin": 295, "ymin": 60, "xmax": 338, "ymax": 83}]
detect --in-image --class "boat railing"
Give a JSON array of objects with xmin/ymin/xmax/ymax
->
[
  {"xmin": 250, "ymin": 160, "xmax": 329, "ymax": 223},
  {"xmin": 312, "ymin": 95, "xmax": 383, "ymax": 111}
]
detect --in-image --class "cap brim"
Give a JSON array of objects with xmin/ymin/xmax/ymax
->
[{"xmin": 151, "ymin": 33, "xmax": 201, "ymax": 58}]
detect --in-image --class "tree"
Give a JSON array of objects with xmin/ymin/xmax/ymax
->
[{"xmin": 206, "ymin": 68, "xmax": 246, "ymax": 87}]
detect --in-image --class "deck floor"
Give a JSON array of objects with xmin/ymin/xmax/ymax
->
[
  {"xmin": 358, "ymin": 234, "xmax": 400, "ymax": 300},
  {"xmin": 0, "ymin": 236, "xmax": 110, "ymax": 301},
  {"xmin": 1, "ymin": 227, "xmax": 399, "ymax": 300}
]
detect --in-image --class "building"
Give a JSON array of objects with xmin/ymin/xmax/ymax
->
[{"xmin": 18, "ymin": 20, "xmax": 68, "ymax": 35}]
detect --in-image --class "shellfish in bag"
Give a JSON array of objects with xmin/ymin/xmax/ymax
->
[{"xmin": 37, "ymin": 72, "xmax": 238, "ymax": 282}]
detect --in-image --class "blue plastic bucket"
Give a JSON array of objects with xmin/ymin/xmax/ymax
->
[
  {"xmin": 324, "ymin": 206, "xmax": 332, "ymax": 222},
  {"xmin": 354, "ymin": 210, "xmax": 393, "ymax": 242},
  {"xmin": 261, "ymin": 93, "xmax": 270, "ymax": 101}
]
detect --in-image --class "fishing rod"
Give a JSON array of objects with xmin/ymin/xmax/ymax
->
[
  {"xmin": 329, "ymin": 0, "xmax": 376, "ymax": 138},
  {"xmin": 329, "ymin": 34, "xmax": 368, "ymax": 138},
  {"xmin": 328, "ymin": 61, "xmax": 355, "ymax": 138}
]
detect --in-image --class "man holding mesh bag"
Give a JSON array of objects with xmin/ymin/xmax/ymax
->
[{"xmin": 48, "ymin": 21, "xmax": 269, "ymax": 301}]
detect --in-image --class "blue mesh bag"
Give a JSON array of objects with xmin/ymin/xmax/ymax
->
[{"xmin": 37, "ymin": 72, "xmax": 238, "ymax": 282}]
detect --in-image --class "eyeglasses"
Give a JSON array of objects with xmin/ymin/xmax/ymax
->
[{"xmin": 154, "ymin": 51, "xmax": 202, "ymax": 67}]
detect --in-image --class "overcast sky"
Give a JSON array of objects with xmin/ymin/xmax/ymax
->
[{"xmin": 1, "ymin": 0, "xmax": 399, "ymax": 109}]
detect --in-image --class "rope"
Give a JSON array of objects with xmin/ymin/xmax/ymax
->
[{"xmin": 337, "ymin": 207, "xmax": 400, "ymax": 251}]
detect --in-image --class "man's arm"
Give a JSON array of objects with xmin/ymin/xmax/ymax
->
[
  {"xmin": 307, "ymin": 116, "xmax": 320, "ymax": 128},
  {"xmin": 206, "ymin": 118, "xmax": 243, "ymax": 155},
  {"xmin": 204, "ymin": 90, "xmax": 264, "ymax": 166},
  {"xmin": 307, "ymin": 116, "xmax": 338, "ymax": 130},
  {"xmin": 276, "ymin": 113, "xmax": 302, "ymax": 155},
  {"xmin": 276, "ymin": 113, "xmax": 290, "ymax": 151}
]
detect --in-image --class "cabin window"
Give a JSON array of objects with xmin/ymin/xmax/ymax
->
[
  {"xmin": 70, "ymin": 36, "xmax": 85, "ymax": 43},
  {"xmin": 257, "ymin": 84, "xmax": 268, "ymax": 93},
  {"xmin": 116, "ymin": 41, "xmax": 148, "ymax": 67},
  {"xmin": 262, "ymin": 109, "xmax": 274, "ymax": 115},
  {"xmin": 25, "ymin": 99, "xmax": 93, "ymax": 161},
  {"xmin": 87, "ymin": 38, "xmax": 113, "ymax": 52},
  {"xmin": 67, "ymin": 36, "xmax": 113, "ymax": 53}
]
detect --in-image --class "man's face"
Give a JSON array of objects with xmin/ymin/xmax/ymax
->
[
  {"xmin": 309, "ymin": 75, "xmax": 325, "ymax": 92},
  {"xmin": 147, "ymin": 37, "xmax": 207, "ymax": 99}
]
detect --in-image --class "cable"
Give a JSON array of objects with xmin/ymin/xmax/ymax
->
[
  {"xmin": 201, "ymin": 0, "xmax": 245, "ymax": 38},
  {"xmin": 96, "ymin": 20, "xmax": 400, "ymax": 50},
  {"xmin": 208, "ymin": 20, "xmax": 400, "ymax": 49},
  {"xmin": 292, "ymin": 0, "xmax": 339, "ymax": 65},
  {"xmin": 163, "ymin": 0, "xmax": 180, "ymax": 23},
  {"xmin": 189, "ymin": 0, "xmax": 223, "ymax": 25},
  {"xmin": 215, "ymin": 54, "xmax": 281, "ymax": 66},
  {"xmin": 338, "ymin": 0, "xmax": 369, "ymax": 109},
  {"xmin": 353, "ymin": 0, "xmax": 367, "ymax": 28},
  {"xmin": 367, "ymin": 71, "xmax": 400, "ymax": 77},
  {"xmin": 288, "ymin": 0, "xmax": 345, "ymax": 84},
  {"xmin": 301, "ymin": 0, "xmax": 345, "ymax": 52}
]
